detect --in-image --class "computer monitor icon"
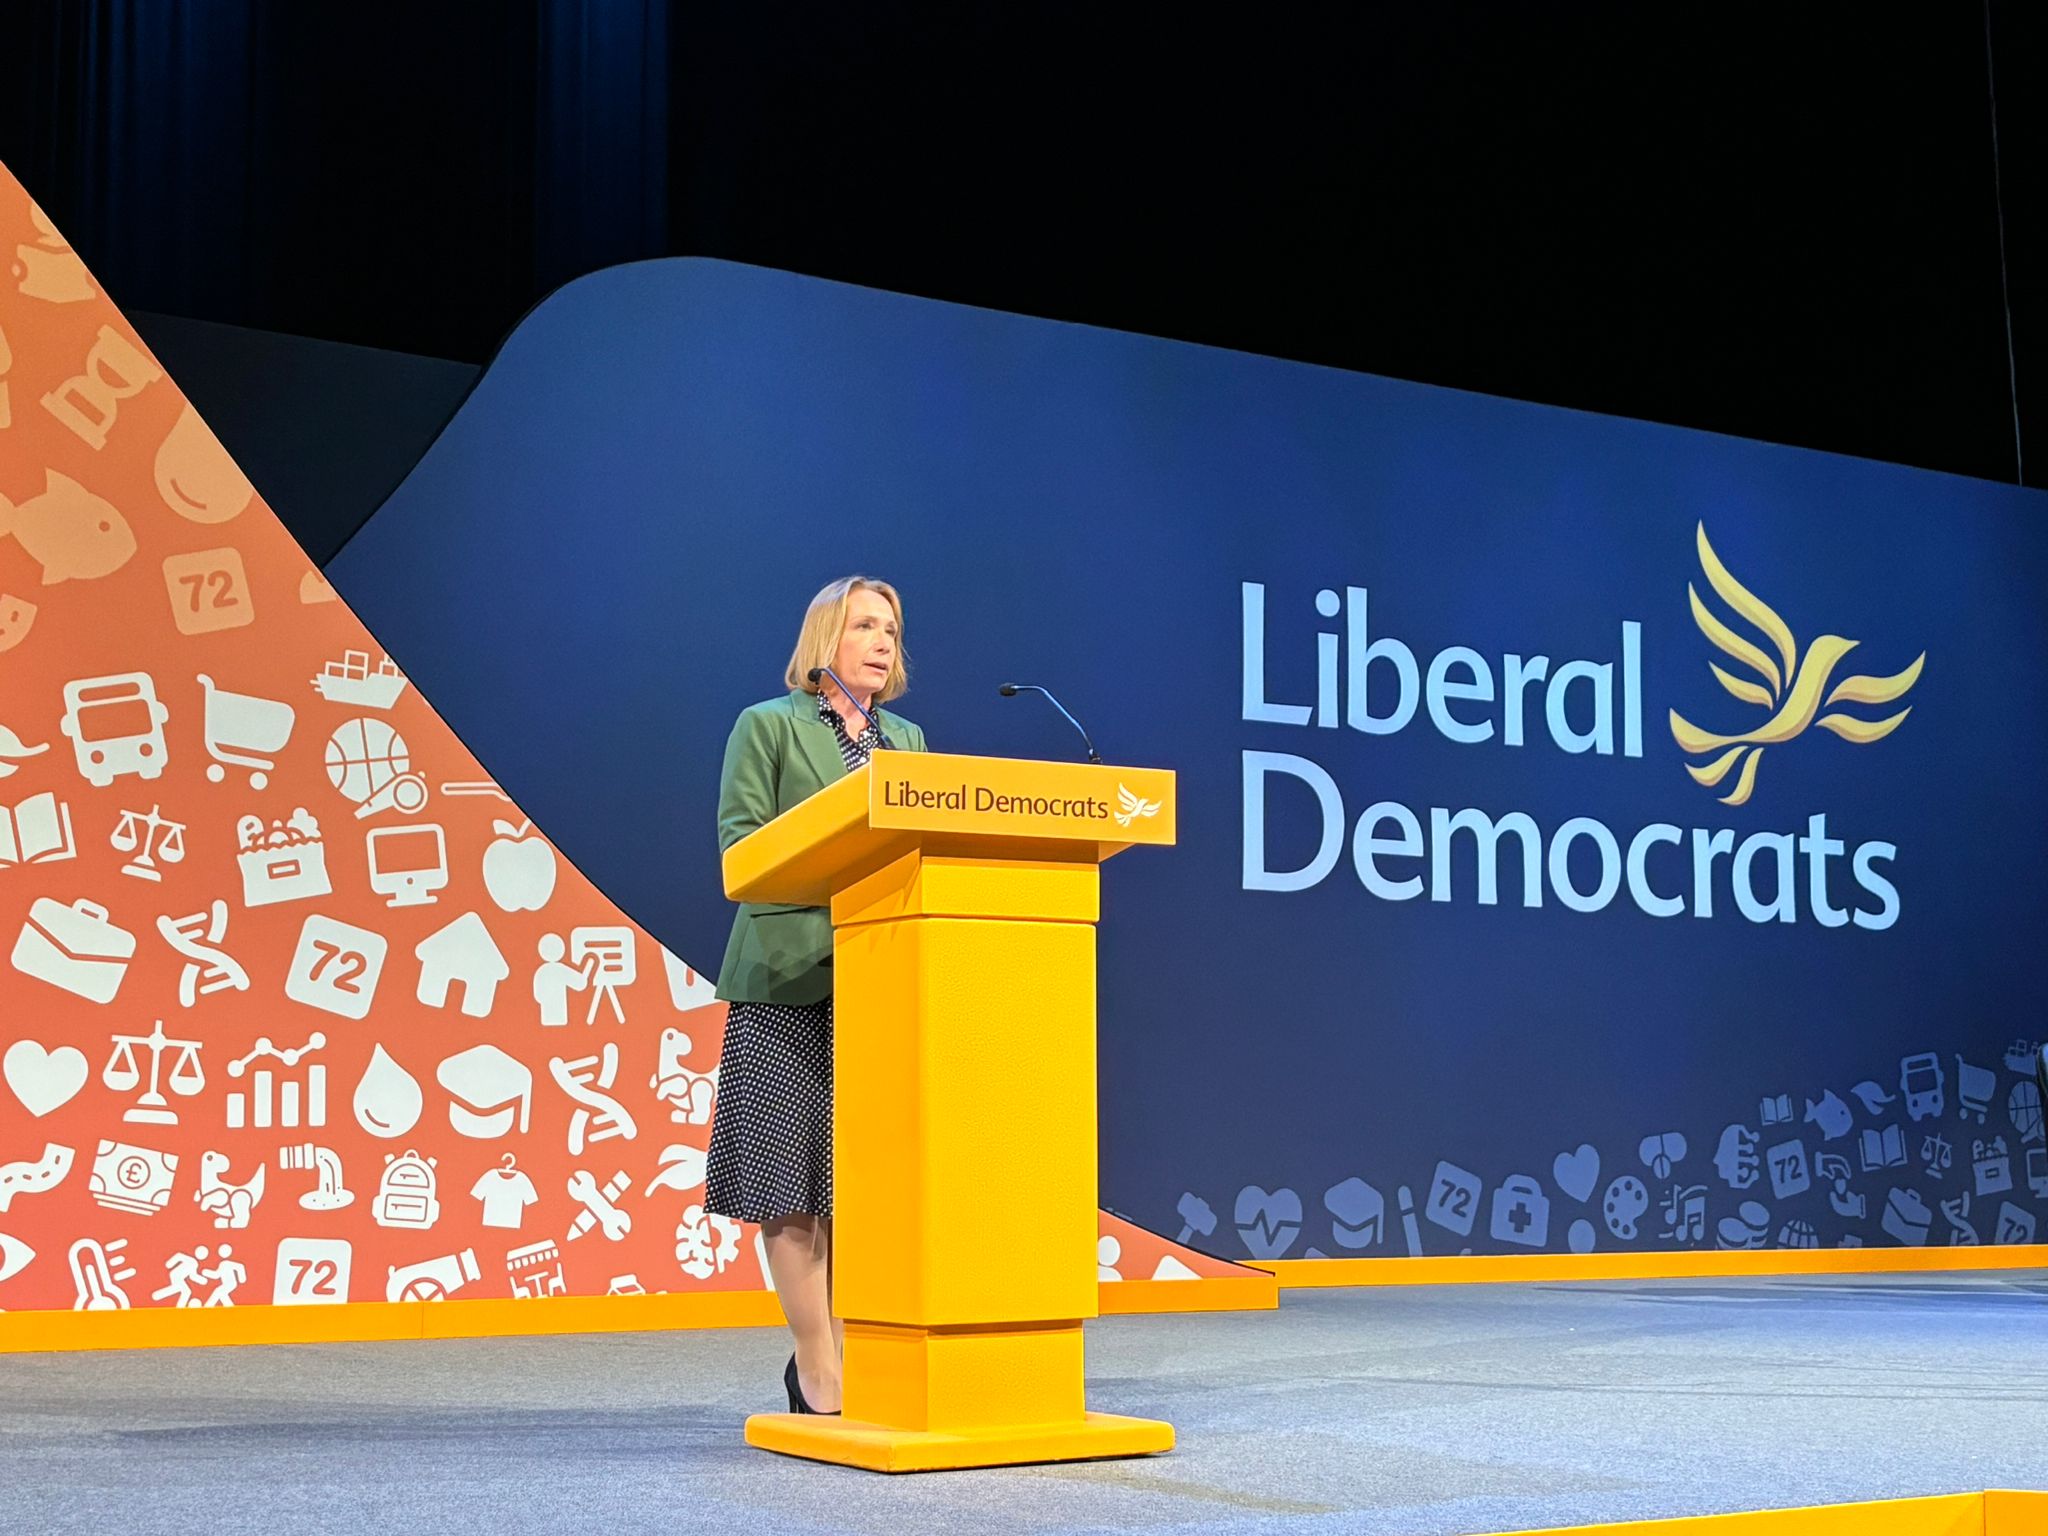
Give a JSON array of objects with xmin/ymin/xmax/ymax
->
[{"xmin": 367, "ymin": 824, "xmax": 447, "ymax": 907}]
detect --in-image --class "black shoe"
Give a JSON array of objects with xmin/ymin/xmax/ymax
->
[{"xmin": 784, "ymin": 1353, "xmax": 841, "ymax": 1416}]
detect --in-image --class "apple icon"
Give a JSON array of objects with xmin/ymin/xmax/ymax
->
[{"xmin": 483, "ymin": 818, "xmax": 558, "ymax": 911}]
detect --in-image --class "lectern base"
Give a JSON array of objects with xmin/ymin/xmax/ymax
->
[{"xmin": 743, "ymin": 1409, "xmax": 1174, "ymax": 1473}]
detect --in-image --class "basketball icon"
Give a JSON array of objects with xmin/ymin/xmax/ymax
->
[{"xmin": 324, "ymin": 717, "xmax": 429, "ymax": 818}]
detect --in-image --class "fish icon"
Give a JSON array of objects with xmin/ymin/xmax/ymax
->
[
  {"xmin": 0, "ymin": 469, "xmax": 137, "ymax": 584},
  {"xmin": 1803, "ymin": 1090, "xmax": 1853, "ymax": 1141}
]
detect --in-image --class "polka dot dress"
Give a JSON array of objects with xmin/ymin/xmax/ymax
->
[{"xmin": 704, "ymin": 691, "xmax": 882, "ymax": 1223}]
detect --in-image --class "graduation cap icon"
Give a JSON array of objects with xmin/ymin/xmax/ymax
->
[{"xmin": 437, "ymin": 1044, "xmax": 531, "ymax": 1139}]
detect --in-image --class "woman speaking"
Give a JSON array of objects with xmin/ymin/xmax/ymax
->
[{"xmin": 703, "ymin": 576, "xmax": 928, "ymax": 1417}]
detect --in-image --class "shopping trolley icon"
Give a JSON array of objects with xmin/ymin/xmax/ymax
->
[
  {"xmin": 197, "ymin": 675, "xmax": 296, "ymax": 790},
  {"xmin": 1956, "ymin": 1056, "xmax": 1996, "ymax": 1125}
]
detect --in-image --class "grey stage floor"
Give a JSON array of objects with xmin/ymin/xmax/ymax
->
[{"xmin": 4, "ymin": 1274, "xmax": 2046, "ymax": 1536}]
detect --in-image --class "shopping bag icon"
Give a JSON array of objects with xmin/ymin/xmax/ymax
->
[{"xmin": 11, "ymin": 896, "xmax": 135, "ymax": 1003}]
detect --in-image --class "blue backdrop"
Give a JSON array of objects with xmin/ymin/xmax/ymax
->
[{"xmin": 329, "ymin": 259, "xmax": 2048, "ymax": 1259}]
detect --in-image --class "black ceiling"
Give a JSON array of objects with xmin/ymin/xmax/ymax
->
[{"xmin": 1, "ymin": 3, "xmax": 2039, "ymax": 486}]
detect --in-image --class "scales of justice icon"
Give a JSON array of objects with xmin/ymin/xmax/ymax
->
[
  {"xmin": 111, "ymin": 804, "xmax": 187, "ymax": 881},
  {"xmin": 103, "ymin": 1018, "xmax": 205, "ymax": 1125}
]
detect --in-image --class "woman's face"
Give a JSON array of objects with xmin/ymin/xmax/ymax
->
[{"xmin": 832, "ymin": 588, "xmax": 899, "ymax": 698}]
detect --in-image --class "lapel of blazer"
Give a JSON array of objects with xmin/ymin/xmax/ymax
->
[{"xmin": 786, "ymin": 689, "xmax": 847, "ymax": 798}]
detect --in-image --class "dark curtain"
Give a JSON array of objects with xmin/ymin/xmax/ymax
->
[{"xmin": 1, "ymin": 0, "xmax": 669, "ymax": 359}]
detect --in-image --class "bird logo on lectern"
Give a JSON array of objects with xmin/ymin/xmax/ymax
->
[
  {"xmin": 1113, "ymin": 785, "xmax": 1162, "ymax": 828},
  {"xmin": 1668, "ymin": 523, "xmax": 1924, "ymax": 806}
]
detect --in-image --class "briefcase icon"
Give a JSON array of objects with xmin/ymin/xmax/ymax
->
[{"xmin": 12, "ymin": 896, "xmax": 135, "ymax": 1003}]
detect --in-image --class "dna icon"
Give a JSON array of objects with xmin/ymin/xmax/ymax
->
[{"xmin": 154, "ymin": 899, "xmax": 250, "ymax": 1006}]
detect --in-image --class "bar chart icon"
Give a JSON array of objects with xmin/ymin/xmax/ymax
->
[{"xmin": 226, "ymin": 1033, "xmax": 327, "ymax": 1129}]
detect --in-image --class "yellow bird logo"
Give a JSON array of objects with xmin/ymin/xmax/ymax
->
[{"xmin": 1669, "ymin": 523, "xmax": 1924, "ymax": 806}]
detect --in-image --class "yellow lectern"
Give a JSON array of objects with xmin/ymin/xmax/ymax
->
[{"xmin": 723, "ymin": 750, "xmax": 1177, "ymax": 1472}]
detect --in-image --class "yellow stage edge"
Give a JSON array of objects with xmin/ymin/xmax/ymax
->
[
  {"xmin": 1478, "ymin": 1489, "xmax": 2048, "ymax": 1536},
  {"xmin": 1256, "ymin": 1243, "xmax": 2048, "ymax": 1287},
  {"xmin": 743, "ymin": 1407, "xmax": 1173, "ymax": 1474},
  {"xmin": 0, "ymin": 1270, "xmax": 1275, "ymax": 1354}
]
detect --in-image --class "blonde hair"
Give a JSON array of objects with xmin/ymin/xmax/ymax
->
[{"xmin": 784, "ymin": 575, "xmax": 910, "ymax": 704}]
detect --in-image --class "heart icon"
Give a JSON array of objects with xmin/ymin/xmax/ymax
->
[
  {"xmin": 1232, "ymin": 1184, "xmax": 1304, "ymax": 1259},
  {"xmin": 1553, "ymin": 1143, "xmax": 1600, "ymax": 1203},
  {"xmin": 4, "ymin": 1039, "xmax": 89, "ymax": 1118}
]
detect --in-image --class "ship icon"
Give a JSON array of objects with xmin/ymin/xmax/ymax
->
[{"xmin": 310, "ymin": 650, "xmax": 409, "ymax": 709}]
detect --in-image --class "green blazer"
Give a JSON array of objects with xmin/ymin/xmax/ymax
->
[{"xmin": 714, "ymin": 689, "xmax": 929, "ymax": 1005}]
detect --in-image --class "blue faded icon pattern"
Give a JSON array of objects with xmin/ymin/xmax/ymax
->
[{"xmin": 1204, "ymin": 1042, "xmax": 2048, "ymax": 1259}]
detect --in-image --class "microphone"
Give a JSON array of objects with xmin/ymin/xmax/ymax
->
[
  {"xmin": 807, "ymin": 666, "xmax": 896, "ymax": 749},
  {"xmin": 999, "ymin": 683, "xmax": 1102, "ymax": 763}
]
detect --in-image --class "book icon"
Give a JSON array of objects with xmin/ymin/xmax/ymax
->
[{"xmin": 0, "ymin": 791, "xmax": 76, "ymax": 868}]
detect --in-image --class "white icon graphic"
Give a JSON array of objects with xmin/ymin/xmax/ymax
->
[
  {"xmin": 646, "ymin": 1143, "xmax": 707, "ymax": 1197},
  {"xmin": 484, "ymin": 818, "xmax": 557, "ymax": 911},
  {"xmin": 279, "ymin": 1143, "xmax": 355, "ymax": 1210},
  {"xmin": 675, "ymin": 1205, "xmax": 742, "ymax": 1280},
  {"xmin": 470, "ymin": 1153, "xmax": 538, "ymax": 1230},
  {"xmin": 2, "ymin": 471, "xmax": 136, "ymax": 579},
  {"xmin": 415, "ymin": 911, "xmax": 508, "ymax": 1016},
  {"xmin": 551, "ymin": 1043, "xmax": 638, "ymax": 1155},
  {"xmin": 568, "ymin": 927, "xmax": 634, "ymax": 1024},
  {"xmin": 659, "ymin": 946, "xmax": 718, "ymax": 1010},
  {"xmin": 325, "ymin": 717, "xmax": 428, "ymax": 819},
  {"xmin": 60, "ymin": 672, "xmax": 167, "ymax": 785},
  {"xmin": 506, "ymin": 1239, "xmax": 565, "ymax": 1298},
  {"xmin": 154, "ymin": 402, "xmax": 253, "ymax": 522},
  {"xmin": 0, "ymin": 1232, "xmax": 36, "ymax": 1284},
  {"xmin": 156, "ymin": 901, "xmax": 251, "ymax": 1005},
  {"xmin": 15, "ymin": 201, "xmax": 95, "ymax": 303},
  {"xmin": 0, "ymin": 1142, "xmax": 74, "ymax": 1211},
  {"xmin": 607, "ymin": 1274, "xmax": 650, "ymax": 1297},
  {"xmin": 1113, "ymin": 784, "xmax": 1163, "ymax": 828},
  {"xmin": 227, "ymin": 1033, "xmax": 327, "ymax": 1129},
  {"xmin": 567, "ymin": 1169, "xmax": 633, "ymax": 1241},
  {"xmin": 12, "ymin": 895, "xmax": 135, "ymax": 1003},
  {"xmin": 1153, "ymin": 1253, "xmax": 1201, "ymax": 1280},
  {"xmin": 103, "ymin": 1018, "xmax": 204, "ymax": 1124},
  {"xmin": 310, "ymin": 650, "xmax": 409, "ymax": 709},
  {"xmin": 372, "ymin": 1149, "xmax": 441, "ymax": 1230},
  {"xmin": 111, "ymin": 803, "xmax": 184, "ymax": 879},
  {"xmin": 1957, "ymin": 1056, "xmax": 1997, "ymax": 1124},
  {"xmin": 88, "ymin": 1139, "xmax": 178, "ymax": 1216},
  {"xmin": 354, "ymin": 1044, "xmax": 424, "ymax": 1138},
  {"xmin": 4, "ymin": 1039, "xmax": 89, "ymax": 1117},
  {"xmin": 386, "ymin": 1247, "xmax": 479, "ymax": 1303},
  {"xmin": 534, "ymin": 933, "xmax": 596, "ymax": 1026},
  {"xmin": 652, "ymin": 1026, "xmax": 719, "ymax": 1126},
  {"xmin": 194, "ymin": 674, "xmax": 294, "ymax": 789},
  {"xmin": 439, "ymin": 779, "xmax": 507, "ymax": 802},
  {"xmin": 194, "ymin": 1152, "xmax": 265, "ymax": 1229},
  {"xmin": 69, "ymin": 1236, "xmax": 135, "ymax": 1310},
  {"xmin": 285, "ymin": 913, "xmax": 387, "ymax": 1019},
  {"xmin": 273, "ymin": 1236, "xmax": 352, "ymax": 1305},
  {"xmin": 0, "ymin": 789, "xmax": 76, "ymax": 866},
  {"xmin": 1097, "ymin": 1233, "xmax": 1122, "ymax": 1280},
  {"xmin": 438, "ymin": 1044, "xmax": 533, "ymax": 1139},
  {"xmin": 153, "ymin": 1243, "xmax": 245, "ymax": 1307},
  {"xmin": 0, "ymin": 721, "xmax": 52, "ymax": 780},
  {"xmin": 236, "ymin": 808, "xmax": 331, "ymax": 907},
  {"xmin": 368, "ymin": 823, "xmax": 447, "ymax": 906}
]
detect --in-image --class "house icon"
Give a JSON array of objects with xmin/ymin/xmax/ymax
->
[{"xmin": 414, "ymin": 911, "xmax": 509, "ymax": 1018}]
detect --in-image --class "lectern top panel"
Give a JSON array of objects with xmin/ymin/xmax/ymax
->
[{"xmin": 722, "ymin": 753, "xmax": 1175, "ymax": 907}]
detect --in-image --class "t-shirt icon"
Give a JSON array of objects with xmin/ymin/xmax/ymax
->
[{"xmin": 470, "ymin": 1156, "xmax": 539, "ymax": 1230}]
